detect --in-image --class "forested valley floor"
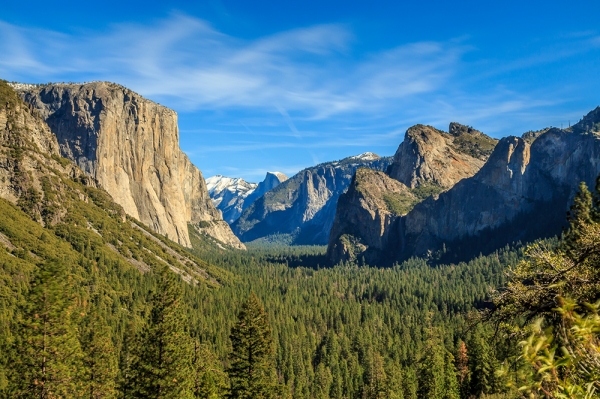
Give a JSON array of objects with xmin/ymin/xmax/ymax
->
[{"xmin": 0, "ymin": 174, "xmax": 599, "ymax": 398}]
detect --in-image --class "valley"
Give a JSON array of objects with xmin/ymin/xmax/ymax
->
[{"xmin": 0, "ymin": 78, "xmax": 598, "ymax": 398}]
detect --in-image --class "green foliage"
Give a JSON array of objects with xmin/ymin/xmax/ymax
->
[
  {"xmin": 410, "ymin": 182, "xmax": 444, "ymax": 201},
  {"xmin": 383, "ymin": 192, "xmax": 418, "ymax": 215},
  {"xmin": 492, "ymin": 179, "xmax": 600, "ymax": 398},
  {"xmin": 0, "ymin": 80, "xmax": 20, "ymax": 111},
  {"xmin": 81, "ymin": 312, "xmax": 119, "ymax": 399},
  {"xmin": 7, "ymin": 260, "xmax": 87, "ymax": 398},
  {"xmin": 452, "ymin": 131, "xmax": 498, "ymax": 160},
  {"xmin": 468, "ymin": 326, "xmax": 501, "ymax": 397},
  {"xmin": 125, "ymin": 266, "xmax": 194, "ymax": 399},
  {"xmin": 192, "ymin": 341, "xmax": 228, "ymax": 399},
  {"xmin": 500, "ymin": 299, "xmax": 600, "ymax": 398},
  {"xmin": 227, "ymin": 292, "xmax": 278, "ymax": 399}
]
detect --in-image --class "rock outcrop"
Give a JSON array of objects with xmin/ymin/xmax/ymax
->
[
  {"xmin": 386, "ymin": 124, "xmax": 497, "ymax": 188},
  {"xmin": 16, "ymin": 82, "xmax": 244, "ymax": 249},
  {"xmin": 232, "ymin": 153, "xmax": 393, "ymax": 245},
  {"xmin": 328, "ymin": 123, "xmax": 497, "ymax": 265},
  {"xmin": 400, "ymin": 119, "xmax": 600, "ymax": 261},
  {"xmin": 243, "ymin": 172, "xmax": 288, "ymax": 207},
  {"xmin": 326, "ymin": 168, "xmax": 415, "ymax": 264},
  {"xmin": 0, "ymin": 80, "xmax": 99, "ymax": 226}
]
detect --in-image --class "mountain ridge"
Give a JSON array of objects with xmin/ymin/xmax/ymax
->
[
  {"xmin": 232, "ymin": 153, "xmax": 393, "ymax": 245},
  {"xmin": 206, "ymin": 171, "xmax": 288, "ymax": 223},
  {"xmin": 327, "ymin": 108, "xmax": 600, "ymax": 265}
]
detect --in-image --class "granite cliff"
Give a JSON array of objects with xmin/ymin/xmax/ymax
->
[
  {"xmin": 328, "ymin": 123, "xmax": 497, "ymax": 264},
  {"xmin": 400, "ymin": 116, "xmax": 600, "ymax": 261},
  {"xmin": 326, "ymin": 168, "xmax": 415, "ymax": 264},
  {"xmin": 0, "ymin": 79, "xmax": 226, "ymax": 286},
  {"xmin": 327, "ymin": 108, "xmax": 600, "ymax": 265},
  {"xmin": 15, "ymin": 82, "xmax": 243, "ymax": 249},
  {"xmin": 386, "ymin": 123, "xmax": 496, "ymax": 188},
  {"xmin": 232, "ymin": 153, "xmax": 392, "ymax": 245}
]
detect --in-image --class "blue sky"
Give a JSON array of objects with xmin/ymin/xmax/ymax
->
[{"xmin": 1, "ymin": 1, "xmax": 599, "ymax": 182}]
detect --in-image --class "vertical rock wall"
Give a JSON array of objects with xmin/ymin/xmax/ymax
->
[{"xmin": 18, "ymin": 82, "xmax": 244, "ymax": 249}]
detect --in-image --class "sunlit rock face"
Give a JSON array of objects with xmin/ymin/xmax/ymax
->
[
  {"xmin": 328, "ymin": 108, "xmax": 600, "ymax": 265},
  {"xmin": 18, "ymin": 82, "xmax": 244, "ymax": 249}
]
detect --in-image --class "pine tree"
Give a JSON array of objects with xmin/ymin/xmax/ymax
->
[
  {"xmin": 364, "ymin": 352, "xmax": 387, "ymax": 399},
  {"xmin": 9, "ymin": 260, "xmax": 87, "ymax": 398},
  {"xmin": 127, "ymin": 266, "xmax": 193, "ymax": 399},
  {"xmin": 192, "ymin": 340, "xmax": 227, "ymax": 399},
  {"xmin": 467, "ymin": 328, "xmax": 498, "ymax": 398},
  {"xmin": 227, "ymin": 292, "xmax": 278, "ymax": 399},
  {"xmin": 564, "ymin": 181, "xmax": 593, "ymax": 254},
  {"xmin": 385, "ymin": 362, "xmax": 404, "ymax": 399},
  {"xmin": 81, "ymin": 311, "xmax": 118, "ymax": 399},
  {"xmin": 442, "ymin": 352, "xmax": 460, "ymax": 399},
  {"xmin": 417, "ymin": 340, "xmax": 445, "ymax": 399},
  {"xmin": 401, "ymin": 366, "xmax": 418, "ymax": 399}
]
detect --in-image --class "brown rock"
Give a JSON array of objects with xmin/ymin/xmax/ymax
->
[{"xmin": 386, "ymin": 124, "xmax": 496, "ymax": 189}]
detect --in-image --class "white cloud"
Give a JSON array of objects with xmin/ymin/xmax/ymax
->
[{"xmin": 0, "ymin": 14, "xmax": 465, "ymax": 119}]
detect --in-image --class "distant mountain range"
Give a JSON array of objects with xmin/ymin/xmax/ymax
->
[
  {"xmin": 206, "ymin": 172, "xmax": 288, "ymax": 223},
  {"xmin": 230, "ymin": 152, "xmax": 393, "ymax": 245}
]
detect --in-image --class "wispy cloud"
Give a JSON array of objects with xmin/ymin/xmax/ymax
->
[
  {"xmin": 1, "ymin": 14, "xmax": 597, "ymax": 180},
  {"xmin": 0, "ymin": 13, "xmax": 468, "ymax": 119}
]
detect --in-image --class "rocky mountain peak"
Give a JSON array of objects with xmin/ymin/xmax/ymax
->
[
  {"xmin": 348, "ymin": 152, "xmax": 381, "ymax": 161},
  {"xmin": 449, "ymin": 122, "xmax": 483, "ymax": 137},
  {"xmin": 262, "ymin": 172, "xmax": 288, "ymax": 191},
  {"xmin": 386, "ymin": 124, "xmax": 495, "ymax": 189},
  {"xmin": 206, "ymin": 172, "xmax": 287, "ymax": 224},
  {"xmin": 326, "ymin": 168, "xmax": 414, "ymax": 264}
]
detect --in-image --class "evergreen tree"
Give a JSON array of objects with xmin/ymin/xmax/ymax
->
[
  {"xmin": 401, "ymin": 366, "xmax": 418, "ymax": 399},
  {"xmin": 192, "ymin": 340, "xmax": 228, "ymax": 399},
  {"xmin": 81, "ymin": 311, "xmax": 118, "ymax": 399},
  {"xmin": 417, "ymin": 338, "xmax": 445, "ymax": 399},
  {"xmin": 364, "ymin": 352, "xmax": 387, "ymax": 399},
  {"xmin": 442, "ymin": 352, "xmax": 460, "ymax": 399},
  {"xmin": 385, "ymin": 362, "xmax": 404, "ymax": 399},
  {"xmin": 127, "ymin": 266, "xmax": 193, "ymax": 399},
  {"xmin": 564, "ymin": 181, "xmax": 593, "ymax": 254},
  {"xmin": 227, "ymin": 292, "xmax": 278, "ymax": 399},
  {"xmin": 467, "ymin": 328, "xmax": 498, "ymax": 398},
  {"xmin": 455, "ymin": 341, "xmax": 470, "ymax": 399},
  {"xmin": 9, "ymin": 260, "xmax": 86, "ymax": 398}
]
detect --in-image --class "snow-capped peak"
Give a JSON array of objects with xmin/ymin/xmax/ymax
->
[
  {"xmin": 205, "ymin": 175, "xmax": 257, "ymax": 198},
  {"xmin": 348, "ymin": 152, "xmax": 380, "ymax": 161}
]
